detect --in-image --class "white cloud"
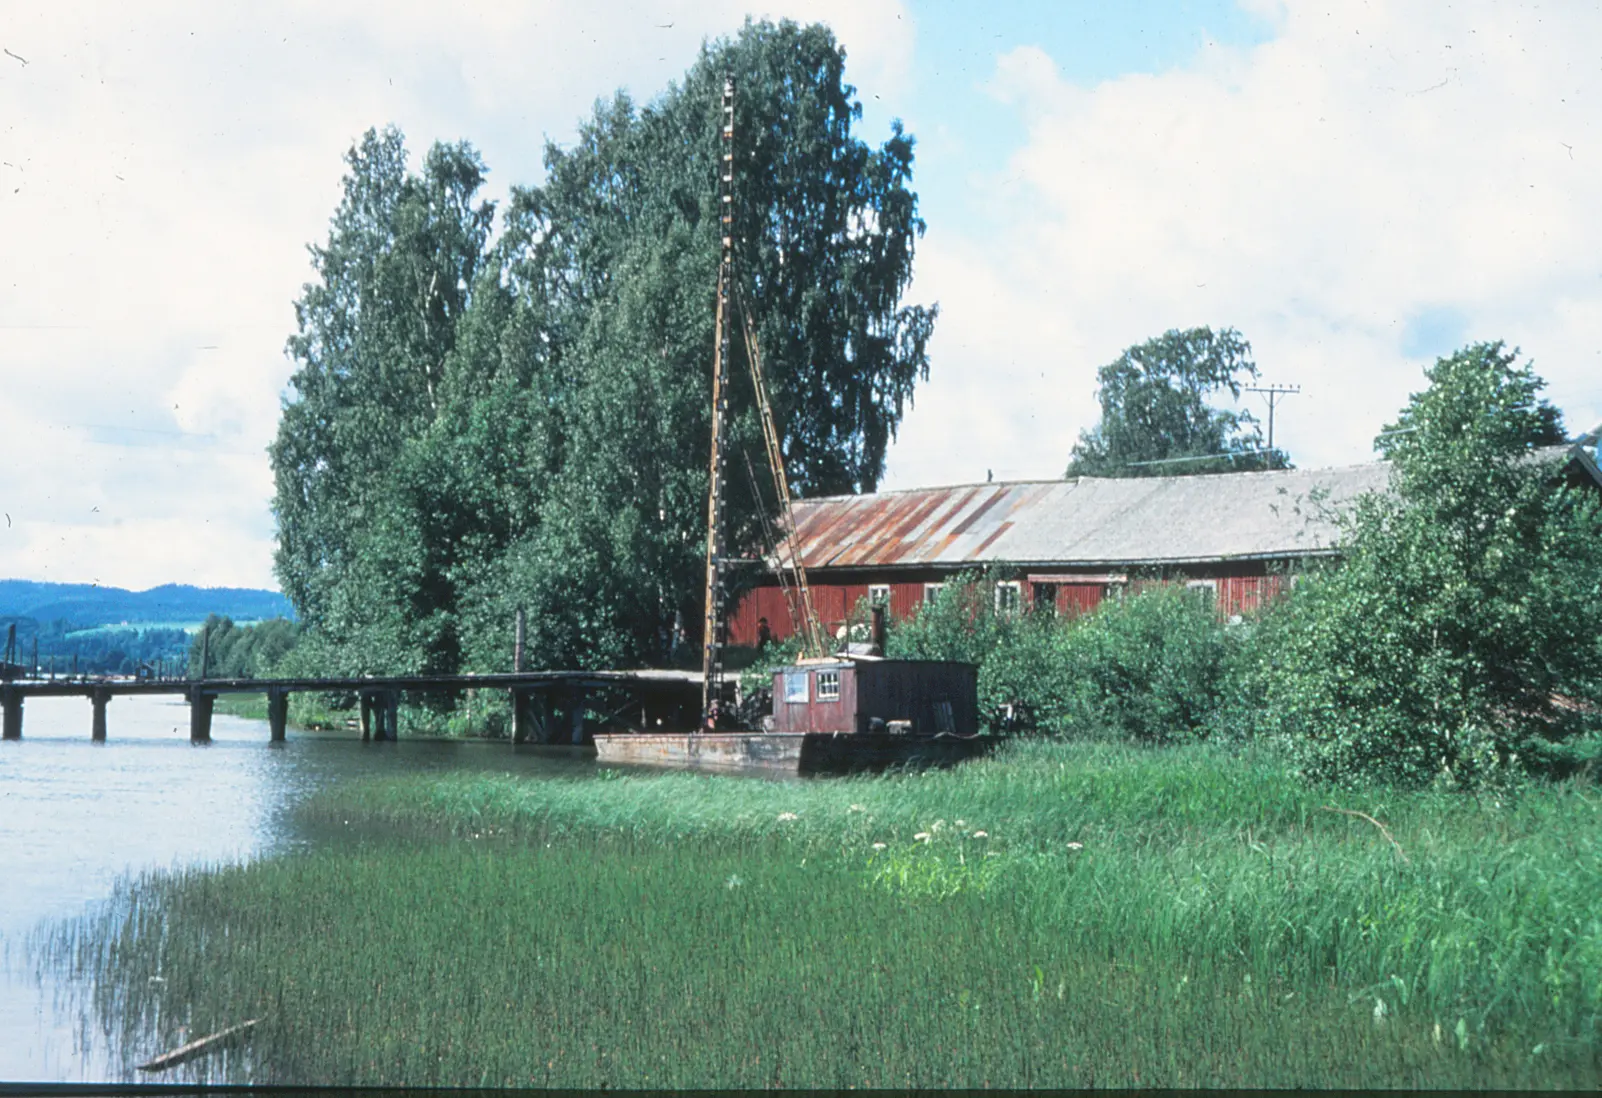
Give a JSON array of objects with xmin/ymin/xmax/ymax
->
[
  {"xmin": 0, "ymin": 1, "xmax": 914, "ymax": 590},
  {"xmin": 884, "ymin": 0, "xmax": 1602, "ymax": 489}
]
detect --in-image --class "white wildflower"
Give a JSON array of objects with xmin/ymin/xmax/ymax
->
[
  {"xmin": 872, "ymin": 842, "xmax": 887, "ymax": 851},
  {"xmin": 777, "ymin": 812, "xmax": 798, "ymax": 822},
  {"xmin": 1066, "ymin": 841, "xmax": 1083, "ymax": 850},
  {"xmin": 971, "ymin": 830, "xmax": 988, "ymax": 839},
  {"xmin": 725, "ymin": 874, "xmax": 743, "ymax": 890},
  {"xmin": 848, "ymin": 804, "xmax": 866, "ymax": 813},
  {"xmin": 955, "ymin": 819, "xmax": 967, "ymax": 828},
  {"xmin": 913, "ymin": 831, "xmax": 930, "ymax": 842}
]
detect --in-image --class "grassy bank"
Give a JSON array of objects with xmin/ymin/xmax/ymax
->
[
  {"xmin": 211, "ymin": 692, "xmax": 354, "ymax": 731},
  {"xmin": 41, "ymin": 740, "xmax": 1601, "ymax": 1087}
]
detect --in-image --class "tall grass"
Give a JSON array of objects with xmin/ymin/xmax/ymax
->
[{"xmin": 39, "ymin": 739, "xmax": 1601, "ymax": 1087}]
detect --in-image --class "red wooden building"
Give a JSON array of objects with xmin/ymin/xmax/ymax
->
[{"xmin": 729, "ymin": 444, "xmax": 1602, "ymax": 646}]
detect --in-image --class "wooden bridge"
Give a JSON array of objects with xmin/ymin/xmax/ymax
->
[{"xmin": 0, "ymin": 669, "xmax": 709, "ymax": 745}]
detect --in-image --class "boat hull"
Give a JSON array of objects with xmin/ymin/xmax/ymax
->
[{"xmin": 592, "ymin": 731, "xmax": 993, "ymax": 775}]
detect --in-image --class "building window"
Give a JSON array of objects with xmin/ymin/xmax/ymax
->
[
  {"xmin": 868, "ymin": 584, "xmax": 890, "ymax": 608},
  {"xmin": 923, "ymin": 583, "xmax": 945, "ymax": 605},
  {"xmin": 816, "ymin": 670, "xmax": 840, "ymax": 701},
  {"xmin": 1186, "ymin": 579, "xmax": 1218, "ymax": 607},
  {"xmin": 782, "ymin": 671, "xmax": 809, "ymax": 704},
  {"xmin": 1032, "ymin": 582, "xmax": 1059, "ymax": 615},
  {"xmin": 995, "ymin": 581, "xmax": 1022, "ymax": 616}
]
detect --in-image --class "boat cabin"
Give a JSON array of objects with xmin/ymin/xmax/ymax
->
[{"xmin": 770, "ymin": 659, "xmax": 978, "ymax": 737}]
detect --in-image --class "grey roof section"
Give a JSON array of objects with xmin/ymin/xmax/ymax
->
[
  {"xmin": 996, "ymin": 462, "xmax": 1394, "ymax": 565},
  {"xmin": 788, "ymin": 444, "xmax": 1602, "ymax": 572},
  {"xmin": 790, "ymin": 462, "xmax": 1395, "ymax": 570}
]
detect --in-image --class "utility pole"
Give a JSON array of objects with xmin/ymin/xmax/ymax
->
[{"xmin": 1244, "ymin": 383, "xmax": 1300, "ymax": 455}]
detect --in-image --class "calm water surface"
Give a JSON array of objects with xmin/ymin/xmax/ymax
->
[{"xmin": 0, "ymin": 692, "xmax": 596, "ymax": 1082}]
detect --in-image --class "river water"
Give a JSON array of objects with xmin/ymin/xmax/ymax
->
[{"xmin": 0, "ymin": 692, "xmax": 596, "ymax": 1083}]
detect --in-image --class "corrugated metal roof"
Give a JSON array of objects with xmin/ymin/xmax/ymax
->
[
  {"xmin": 788, "ymin": 462, "xmax": 1394, "ymax": 570},
  {"xmin": 785, "ymin": 444, "xmax": 1602, "ymax": 571}
]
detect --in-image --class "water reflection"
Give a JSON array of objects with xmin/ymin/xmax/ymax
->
[{"xmin": 0, "ymin": 693, "xmax": 595, "ymax": 1082}]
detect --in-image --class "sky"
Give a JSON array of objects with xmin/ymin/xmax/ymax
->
[{"xmin": 2, "ymin": 0, "xmax": 1600, "ymax": 592}]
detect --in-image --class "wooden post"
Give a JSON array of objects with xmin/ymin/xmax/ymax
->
[
  {"xmin": 267, "ymin": 688, "xmax": 289, "ymax": 742},
  {"xmin": 2, "ymin": 686, "xmax": 21, "ymax": 740},
  {"xmin": 72, "ymin": 653, "xmax": 78, "ymax": 680},
  {"xmin": 31, "ymin": 637, "xmax": 38, "ymax": 678},
  {"xmin": 48, "ymin": 655, "xmax": 55, "ymax": 682},
  {"xmin": 384, "ymin": 690, "xmax": 399, "ymax": 741},
  {"xmin": 5, "ymin": 623, "xmax": 14, "ymax": 668},
  {"xmin": 359, "ymin": 692, "xmax": 373, "ymax": 741},
  {"xmin": 511, "ymin": 688, "xmax": 528, "ymax": 745},
  {"xmin": 189, "ymin": 688, "xmax": 214, "ymax": 744},
  {"xmin": 91, "ymin": 687, "xmax": 110, "ymax": 742}
]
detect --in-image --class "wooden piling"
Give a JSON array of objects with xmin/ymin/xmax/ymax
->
[
  {"xmin": 359, "ymin": 692, "xmax": 373, "ymax": 740},
  {"xmin": 91, "ymin": 688, "xmax": 110, "ymax": 742},
  {"xmin": 379, "ymin": 690, "xmax": 399, "ymax": 741},
  {"xmin": 2, "ymin": 686, "xmax": 21, "ymax": 739},
  {"xmin": 267, "ymin": 688, "xmax": 289, "ymax": 742},
  {"xmin": 189, "ymin": 688, "xmax": 214, "ymax": 744}
]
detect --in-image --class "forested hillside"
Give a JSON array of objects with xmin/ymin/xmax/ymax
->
[{"xmin": 0, "ymin": 580, "xmax": 292, "ymax": 627}]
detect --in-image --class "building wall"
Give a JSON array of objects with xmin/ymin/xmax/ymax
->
[{"xmin": 729, "ymin": 566, "xmax": 1292, "ymax": 647}]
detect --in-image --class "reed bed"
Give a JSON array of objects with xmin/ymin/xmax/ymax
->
[{"xmin": 38, "ymin": 739, "xmax": 1601, "ymax": 1088}]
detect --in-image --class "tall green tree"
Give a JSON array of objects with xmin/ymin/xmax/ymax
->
[
  {"xmin": 1066, "ymin": 327, "xmax": 1288, "ymax": 477},
  {"xmin": 452, "ymin": 19, "xmax": 936, "ymax": 671},
  {"xmin": 1248, "ymin": 342, "xmax": 1602, "ymax": 787},
  {"xmin": 270, "ymin": 129, "xmax": 494, "ymax": 674},
  {"xmin": 270, "ymin": 20, "xmax": 936, "ymax": 677}
]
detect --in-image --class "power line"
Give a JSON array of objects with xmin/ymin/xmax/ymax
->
[{"xmin": 1120, "ymin": 447, "xmax": 1279, "ymax": 469}]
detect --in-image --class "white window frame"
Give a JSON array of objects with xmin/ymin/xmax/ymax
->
[
  {"xmin": 922, "ymin": 583, "xmax": 945, "ymax": 605},
  {"xmin": 782, "ymin": 671, "xmax": 810, "ymax": 704},
  {"xmin": 1186, "ymin": 579, "xmax": 1219, "ymax": 605},
  {"xmin": 868, "ymin": 584, "xmax": 891, "ymax": 607},
  {"xmin": 995, "ymin": 580, "xmax": 1022, "ymax": 616},
  {"xmin": 816, "ymin": 669, "xmax": 841, "ymax": 701}
]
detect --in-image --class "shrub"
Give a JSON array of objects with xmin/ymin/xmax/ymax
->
[
  {"xmin": 1051, "ymin": 583, "xmax": 1230, "ymax": 743},
  {"xmin": 1251, "ymin": 343, "xmax": 1602, "ymax": 788},
  {"xmin": 891, "ymin": 573, "xmax": 1231, "ymax": 741}
]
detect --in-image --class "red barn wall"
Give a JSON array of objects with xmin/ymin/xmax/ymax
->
[{"xmin": 730, "ymin": 567, "xmax": 1294, "ymax": 646}]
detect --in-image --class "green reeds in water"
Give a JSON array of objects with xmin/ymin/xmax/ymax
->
[{"xmin": 38, "ymin": 739, "xmax": 1602, "ymax": 1087}]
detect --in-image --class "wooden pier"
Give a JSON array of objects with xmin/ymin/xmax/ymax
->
[{"xmin": 0, "ymin": 669, "xmax": 708, "ymax": 745}]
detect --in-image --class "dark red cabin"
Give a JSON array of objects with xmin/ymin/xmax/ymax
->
[{"xmin": 769, "ymin": 658, "xmax": 978, "ymax": 737}]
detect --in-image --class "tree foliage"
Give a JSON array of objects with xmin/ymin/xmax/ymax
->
[
  {"xmin": 270, "ymin": 20, "xmax": 935, "ymax": 675},
  {"xmin": 1067, "ymin": 327, "xmax": 1289, "ymax": 477},
  {"xmin": 1246, "ymin": 343, "xmax": 1602, "ymax": 787},
  {"xmin": 187, "ymin": 616, "xmax": 300, "ymax": 679}
]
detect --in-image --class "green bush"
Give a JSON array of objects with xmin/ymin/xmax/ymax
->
[
  {"xmin": 1250, "ymin": 343, "xmax": 1602, "ymax": 789},
  {"xmin": 1052, "ymin": 583, "xmax": 1231, "ymax": 743},
  {"xmin": 891, "ymin": 573, "xmax": 1231, "ymax": 741}
]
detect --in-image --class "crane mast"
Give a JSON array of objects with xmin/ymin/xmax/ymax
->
[
  {"xmin": 700, "ymin": 75, "xmax": 737, "ymax": 726},
  {"xmin": 700, "ymin": 74, "xmax": 826, "ymax": 729}
]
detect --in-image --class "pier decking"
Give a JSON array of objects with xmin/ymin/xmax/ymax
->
[{"xmin": 0, "ymin": 669, "xmax": 708, "ymax": 745}]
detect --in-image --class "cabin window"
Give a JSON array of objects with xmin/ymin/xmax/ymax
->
[
  {"xmin": 782, "ymin": 671, "xmax": 809, "ymax": 703},
  {"xmin": 816, "ymin": 669, "xmax": 840, "ymax": 701},
  {"xmin": 868, "ymin": 584, "xmax": 890, "ymax": 608},
  {"xmin": 923, "ymin": 583, "xmax": 945, "ymax": 605},
  {"xmin": 995, "ymin": 581, "xmax": 1022, "ymax": 616}
]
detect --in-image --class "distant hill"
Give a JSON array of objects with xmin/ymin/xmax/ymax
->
[{"xmin": 0, "ymin": 580, "xmax": 294, "ymax": 628}]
